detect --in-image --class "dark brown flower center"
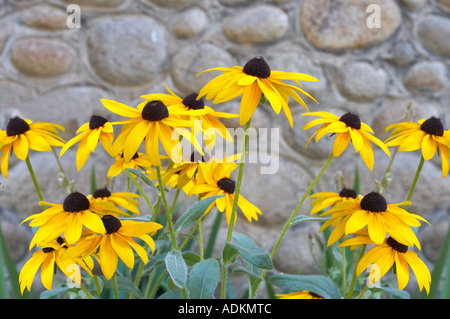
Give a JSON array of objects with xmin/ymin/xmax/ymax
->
[
  {"xmin": 243, "ymin": 56, "xmax": 271, "ymax": 78},
  {"xmin": 190, "ymin": 151, "xmax": 208, "ymax": 162},
  {"xmin": 360, "ymin": 192, "xmax": 387, "ymax": 213},
  {"xmin": 338, "ymin": 188, "xmax": 357, "ymax": 199},
  {"xmin": 339, "ymin": 113, "xmax": 361, "ymax": 130},
  {"xmin": 182, "ymin": 93, "xmax": 205, "ymax": 110},
  {"xmin": 42, "ymin": 247, "xmax": 55, "ymax": 253},
  {"xmin": 420, "ymin": 117, "xmax": 444, "ymax": 137},
  {"xmin": 141, "ymin": 100, "xmax": 169, "ymax": 122},
  {"xmin": 386, "ymin": 237, "xmax": 408, "ymax": 253},
  {"xmin": 102, "ymin": 215, "xmax": 122, "ymax": 234},
  {"xmin": 6, "ymin": 117, "xmax": 30, "ymax": 136},
  {"xmin": 63, "ymin": 192, "xmax": 90, "ymax": 212},
  {"xmin": 120, "ymin": 152, "xmax": 139, "ymax": 160},
  {"xmin": 89, "ymin": 115, "xmax": 109, "ymax": 130},
  {"xmin": 93, "ymin": 188, "xmax": 112, "ymax": 198},
  {"xmin": 217, "ymin": 177, "xmax": 235, "ymax": 194}
]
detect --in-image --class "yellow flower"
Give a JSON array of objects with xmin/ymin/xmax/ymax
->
[
  {"xmin": 309, "ymin": 188, "xmax": 359, "ymax": 215},
  {"xmin": 339, "ymin": 234, "xmax": 431, "ymax": 294},
  {"xmin": 191, "ymin": 162, "xmax": 261, "ymax": 225},
  {"xmin": 107, "ymin": 152, "xmax": 155, "ymax": 178},
  {"xmin": 59, "ymin": 115, "xmax": 115, "ymax": 171},
  {"xmin": 385, "ymin": 117, "xmax": 450, "ymax": 178},
  {"xmin": 141, "ymin": 86, "xmax": 238, "ymax": 149},
  {"xmin": 0, "ymin": 117, "xmax": 65, "ymax": 178},
  {"xmin": 197, "ymin": 56, "xmax": 318, "ymax": 127},
  {"xmin": 101, "ymin": 98, "xmax": 203, "ymax": 166},
  {"xmin": 302, "ymin": 112, "xmax": 391, "ymax": 171},
  {"xmin": 276, "ymin": 291, "xmax": 324, "ymax": 299},
  {"xmin": 21, "ymin": 191, "xmax": 123, "ymax": 247},
  {"xmin": 89, "ymin": 188, "xmax": 141, "ymax": 216},
  {"xmin": 62, "ymin": 215, "xmax": 162, "ymax": 280},
  {"xmin": 19, "ymin": 237, "xmax": 94, "ymax": 294},
  {"xmin": 319, "ymin": 192, "xmax": 428, "ymax": 248}
]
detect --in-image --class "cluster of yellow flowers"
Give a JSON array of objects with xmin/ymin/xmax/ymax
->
[{"xmin": 1, "ymin": 56, "xmax": 449, "ymax": 298}]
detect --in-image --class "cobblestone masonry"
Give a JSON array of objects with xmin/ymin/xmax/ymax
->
[{"xmin": 0, "ymin": 0, "xmax": 449, "ymax": 296}]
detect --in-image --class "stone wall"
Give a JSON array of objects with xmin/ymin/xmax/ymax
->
[{"xmin": 0, "ymin": 0, "xmax": 449, "ymax": 296}]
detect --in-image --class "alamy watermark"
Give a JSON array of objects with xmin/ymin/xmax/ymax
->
[
  {"xmin": 66, "ymin": 4, "xmax": 81, "ymax": 29},
  {"xmin": 171, "ymin": 120, "xmax": 280, "ymax": 175},
  {"xmin": 366, "ymin": 4, "xmax": 381, "ymax": 29}
]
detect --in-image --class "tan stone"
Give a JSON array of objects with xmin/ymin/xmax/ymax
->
[{"xmin": 10, "ymin": 38, "xmax": 74, "ymax": 77}]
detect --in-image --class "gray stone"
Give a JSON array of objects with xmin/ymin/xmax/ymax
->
[
  {"xmin": 20, "ymin": 5, "xmax": 68, "ymax": 30},
  {"xmin": 10, "ymin": 38, "xmax": 74, "ymax": 77},
  {"xmin": 403, "ymin": 61, "xmax": 447, "ymax": 91},
  {"xmin": 338, "ymin": 62, "xmax": 387, "ymax": 102},
  {"xmin": 417, "ymin": 16, "xmax": 450, "ymax": 57},
  {"xmin": 0, "ymin": 18, "xmax": 14, "ymax": 55},
  {"xmin": 61, "ymin": 0, "xmax": 123, "ymax": 6},
  {"xmin": 271, "ymin": 223, "xmax": 322, "ymax": 275},
  {"xmin": 391, "ymin": 42, "xmax": 416, "ymax": 66},
  {"xmin": 87, "ymin": 16, "xmax": 168, "ymax": 87},
  {"xmin": 171, "ymin": 8, "xmax": 207, "ymax": 39},
  {"xmin": 421, "ymin": 220, "xmax": 449, "ymax": 263},
  {"xmin": 300, "ymin": 0, "xmax": 401, "ymax": 52},
  {"xmin": 1, "ymin": 220, "xmax": 30, "ymax": 263},
  {"xmin": 218, "ymin": 0, "xmax": 257, "ymax": 6},
  {"xmin": 170, "ymin": 43, "xmax": 235, "ymax": 94},
  {"xmin": 222, "ymin": 5, "xmax": 289, "ymax": 44},
  {"xmin": 147, "ymin": 0, "xmax": 200, "ymax": 8}
]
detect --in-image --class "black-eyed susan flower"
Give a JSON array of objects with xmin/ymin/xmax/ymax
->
[
  {"xmin": 197, "ymin": 56, "xmax": 318, "ymax": 127},
  {"xmin": 302, "ymin": 112, "xmax": 391, "ymax": 171},
  {"xmin": 101, "ymin": 98, "xmax": 203, "ymax": 166},
  {"xmin": 339, "ymin": 234, "xmax": 431, "ymax": 294},
  {"xmin": 385, "ymin": 117, "xmax": 450, "ymax": 178},
  {"xmin": 191, "ymin": 162, "xmax": 261, "ymax": 225},
  {"xmin": 0, "ymin": 117, "xmax": 65, "ymax": 178},
  {"xmin": 107, "ymin": 151, "xmax": 155, "ymax": 179},
  {"xmin": 309, "ymin": 188, "xmax": 360, "ymax": 215},
  {"xmin": 276, "ymin": 291, "xmax": 324, "ymax": 299},
  {"xmin": 319, "ymin": 192, "xmax": 428, "ymax": 248},
  {"xmin": 19, "ymin": 237, "xmax": 94, "ymax": 294},
  {"xmin": 141, "ymin": 86, "xmax": 238, "ymax": 149},
  {"xmin": 63, "ymin": 215, "xmax": 162, "ymax": 280},
  {"xmin": 88, "ymin": 188, "xmax": 141, "ymax": 216},
  {"xmin": 59, "ymin": 115, "xmax": 115, "ymax": 171},
  {"xmin": 22, "ymin": 191, "xmax": 123, "ymax": 247}
]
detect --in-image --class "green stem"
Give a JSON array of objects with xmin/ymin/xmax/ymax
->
[
  {"xmin": 357, "ymin": 285, "xmax": 370, "ymax": 299},
  {"xmin": 226, "ymin": 119, "xmax": 251, "ymax": 241},
  {"xmin": 198, "ymin": 217, "xmax": 204, "ymax": 261},
  {"xmin": 404, "ymin": 156, "xmax": 425, "ymax": 206},
  {"xmin": 346, "ymin": 244, "xmax": 366, "ymax": 299},
  {"xmin": 126, "ymin": 169, "xmax": 158, "ymax": 217},
  {"xmin": 342, "ymin": 246, "xmax": 347, "ymax": 294},
  {"xmin": 51, "ymin": 147, "xmax": 71, "ymax": 193},
  {"xmin": 156, "ymin": 166, "xmax": 178, "ymax": 251},
  {"xmin": 93, "ymin": 275, "xmax": 102, "ymax": 296},
  {"xmin": 220, "ymin": 119, "xmax": 251, "ymax": 299},
  {"xmin": 79, "ymin": 283, "xmax": 94, "ymax": 299},
  {"xmin": 25, "ymin": 156, "xmax": 47, "ymax": 209},
  {"xmin": 270, "ymin": 153, "xmax": 333, "ymax": 260},
  {"xmin": 111, "ymin": 273, "xmax": 119, "ymax": 299}
]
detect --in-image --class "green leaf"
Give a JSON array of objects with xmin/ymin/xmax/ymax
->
[
  {"xmin": 290, "ymin": 215, "xmax": 328, "ymax": 226},
  {"xmin": 174, "ymin": 195, "xmax": 223, "ymax": 232},
  {"xmin": 229, "ymin": 233, "xmax": 273, "ymax": 270},
  {"xmin": 269, "ymin": 273, "xmax": 342, "ymax": 299},
  {"xmin": 0, "ymin": 225, "xmax": 28, "ymax": 298},
  {"xmin": 222, "ymin": 241, "xmax": 239, "ymax": 265},
  {"xmin": 187, "ymin": 258, "xmax": 220, "ymax": 299},
  {"xmin": 40, "ymin": 287, "xmax": 72, "ymax": 299},
  {"xmin": 125, "ymin": 168, "xmax": 160, "ymax": 195},
  {"xmin": 165, "ymin": 250, "xmax": 187, "ymax": 289}
]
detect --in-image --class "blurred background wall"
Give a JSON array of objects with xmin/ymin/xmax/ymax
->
[{"xmin": 0, "ymin": 0, "xmax": 449, "ymax": 296}]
